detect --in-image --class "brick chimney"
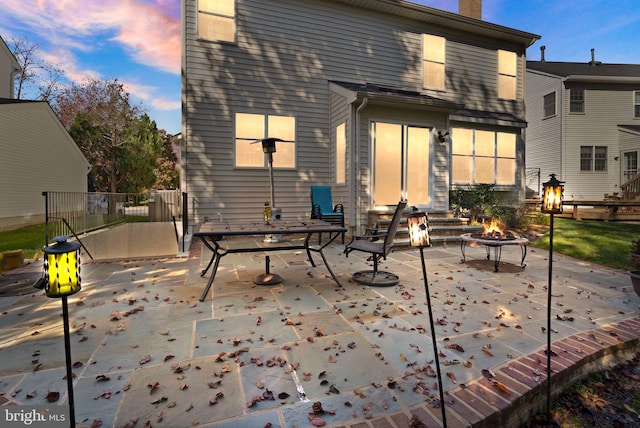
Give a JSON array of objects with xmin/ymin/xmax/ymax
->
[{"xmin": 459, "ymin": 0, "xmax": 482, "ymax": 20}]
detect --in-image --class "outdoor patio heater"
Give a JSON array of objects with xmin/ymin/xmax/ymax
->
[
  {"xmin": 541, "ymin": 173, "xmax": 564, "ymax": 424},
  {"xmin": 251, "ymin": 138, "xmax": 289, "ymax": 285},
  {"xmin": 407, "ymin": 207, "xmax": 447, "ymax": 427},
  {"xmin": 33, "ymin": 236, "xmax": 82, "ymax": 428}
]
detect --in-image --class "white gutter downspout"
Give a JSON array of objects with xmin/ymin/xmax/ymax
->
[{"xmin": 353, "ymin": 97, "xmax": 368, "ymax": 234}]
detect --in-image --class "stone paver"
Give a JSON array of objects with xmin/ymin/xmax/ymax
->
[{"xmin": 0, "ymin": 235, "xmax": 638, "ymax": 427}]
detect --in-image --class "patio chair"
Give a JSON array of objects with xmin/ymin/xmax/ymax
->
[
  {"xmin": 310, "ymin": 185, "xmax": 345, "ymax": 244},
  {"xmin": 344, "ymin": 200, "xmax": 407, "ymax": 286}
]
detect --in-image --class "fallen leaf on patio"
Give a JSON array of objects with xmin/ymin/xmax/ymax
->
[
  {"xmin": 46, "ymin": 391, "xmax": 60, "ymax": 403},
  {"xmin": 255, "ymin": 381, "xmax": 264, "ymax": 389},
  {"xmin": 79, "ymin": 336, "xmax": 88, "ymax": 342},
  {"xmin": 159, "ymin": 331, "xmax": 170, "ymax": 336},
  {"xmin": 150, "ymin": 396, "xmax": 167, "ymax": 405},
  {"xmin": 278, "ymin": 392, "xmax": 290, "ymax": 400},
  {"xmin": 399, "ymin": 353, "xmax": 407, "ymax": 361},
  {"xmin": 91, "ymin": 419, "xmax": 103, "ymax": 428},
  {"xmin": 26, "ymin": 390, "xmax": 37, "ymax": 399},
  {"xmin": 482, "ymin": 348, "xmax": 494, "ymax": 357},
  {"xmin": 128, "ymin": 297, "xmax": 137, "ymax": 305},
  {"xmin": 263, "ymin": 389, "xmax": 275, "ymax": 400},
  {"xmin": 164, "ymin": 355, "xmax": 175, "ymax": 362},
  {"xmin": 481, "ymin": 369, "xmax": 496, "ymax": 379},
  {"xmin": 445, "ymin": 343, "xmax": 465, "ymax": 352},
  {"xmin": 121, "ymin": 419, "xmax": 138, "ymax": 428},
  {"xmin": 354, "ymin": 388, "xmax": 366, "ymax": 398},
  {"xmin": 73, "ymin": 361, "xmax": 83, "ymax": 368},
  {"xmin": 96, "ymin": 374, "xmax": 110, "ymax": 382},
  {"xmin": 328, "ymin": 355, "xmax": 336, "ymax": 363},
  {"xmin": 167, "ymin": 401, "xmax": 176, "ymax": 408},
  {"xmin": 140, "ymin": 355, "xmax": 151, "ymax": 365},
  {"xmin": 493, "ymin": 381, "xmax": 511, "ymax": 395},
  {"xmin": 328, "ymin": 384, "xmax": 340, "ymax": 394},
  {"xmin": 446, "ymin": 372, "xmax": 456, "ymax": 384},
  {"xmin": 148, "ymin": 382, "xmax": 160, "ymax": 393},
  {"xmin": 208, "ymin": 380, "xmax": 222, "ymax": 389},
  {"xmin": 179, "ymin": 383, "xmax": 188, "ymax": 390}
]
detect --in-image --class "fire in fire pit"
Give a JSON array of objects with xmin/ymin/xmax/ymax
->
[{"xmin": 471, "ymin": 218, "xmax": 517, "ymax": 240}]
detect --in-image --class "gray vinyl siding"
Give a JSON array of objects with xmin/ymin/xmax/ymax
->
[
  {"xmin": 525, "ymin": 71, "xmax": 563, "ymax": 189},
  {"xmin": 0, "ymin": 103, "xmax": 89, "ymax": 223},
  {"xmin": 184, "ymin": 0, "xmax": 531, "ymax": 222}
]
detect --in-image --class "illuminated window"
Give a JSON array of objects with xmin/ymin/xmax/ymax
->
[
  {"xmin": 198, "ymin": 0, "xmax": 235, "ymax": 42},
  {"xmin": 498, "ymin": 50, "xmax": 517, "ymax": 100},
  {"xmin": 235, "ymin": 113, "xmax": 296, "ymax": 168},
  {"xmin": 422, "ymin": 34, "xmax": 445, "ymax": 91},
  {"xmin": 336, "ymin": 123, "xmax": 346, "ymax": 184},
  {"xmin": 451, "ymin": 128, "xmax": 516, "ymax": 185}
]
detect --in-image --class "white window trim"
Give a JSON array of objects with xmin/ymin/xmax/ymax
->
[
  {"xmin": 497, "ymin": 50, "xmax": 517, "ymax": 100},
  {"xmin": 422, "ymin": 34, "xmax": 446, "ymax": 91}
]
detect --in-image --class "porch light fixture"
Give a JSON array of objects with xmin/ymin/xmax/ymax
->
[
  {"xmin": 540, "ymin": 174, "xmax": 564, "ymax": 424},
  {"xmin": 407, "ymin": 207, "xmax": 447, "ymax": 427},
  {"xmin": 437, "ymin": 130, "xmax": 449, "ymax": 143},
  {"xmin": 33, "ymin": 236, "xmax": 81, "ymax": 427}
]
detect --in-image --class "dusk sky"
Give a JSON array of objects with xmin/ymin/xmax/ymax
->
[{"xmin": 1, "ymin": 0, "xmax": 639, "ymax": 135}]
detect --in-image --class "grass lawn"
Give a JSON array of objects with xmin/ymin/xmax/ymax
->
[
  {"xmin": 0, "ymin": 216, "xmax": 148, "ymax": 260},
  {"xmin": 529, "ymin": 217, "xmax": 640, "ymax": 271}
]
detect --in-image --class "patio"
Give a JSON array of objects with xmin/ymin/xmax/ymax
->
[{"xmin": 0, "ymin": 236, "xmax": 638, "ymax": 427}]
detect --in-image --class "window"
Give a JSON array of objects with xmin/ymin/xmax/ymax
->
[
  {"xmin": 235, "ymin": 113, "xmax": 296, "ymax": 168},
  {"xmin": 634, "ymin": 91, "xmax": 640, "ymax": 118},
  {"xmin": 335, "ymin": 123, "xmax": 346, "ymax": 184},
  {"xmin": 451, "ymin": 128, "xmax": 516, "ymax": 185},
  {"xmin": 543, "ymin": 92, "xmax": 556, "ymax": 118},
  {"xmin": 371, "ymin": 122, "xmax": 431, "ymax": 206},
  {"xmin": 498, "ymin": 50, "xmax": 517, "ymax": 100},
  {"xmin": 198, "ymin": 0, "xmax": 235, "ymax": 42},
  {"xmin": 570, "ymin": 88, "xmax": 585, "ymax": 113},
  {"xmin": 624, "ymin": 151, "xmax": 638, "ymax": 181},
  {"xmin": 580, "ymin": 146, "xmax": 607, "ymax": 172},
  {"xmin": 422, "ymin": 34, "xmax": 445, "ymax": 91}
]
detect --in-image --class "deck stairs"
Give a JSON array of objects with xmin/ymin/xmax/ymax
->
[{"xmin": 366, "ymin": 208, "xmax": 483, "ymax": 248}]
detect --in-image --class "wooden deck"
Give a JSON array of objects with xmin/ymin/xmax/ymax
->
[{"xmin": 560, "ymin": 200, "xmax": 640, "ymax": 221}]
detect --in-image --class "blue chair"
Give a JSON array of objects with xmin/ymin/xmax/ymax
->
[{"xmin": 310, "ymin": 186, "xmax": 345, "ymax": 244}]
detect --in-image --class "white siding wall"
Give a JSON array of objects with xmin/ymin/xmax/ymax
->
[
  {"xmin": 525, "ymin": 71, "xmax": 563, "ymax": 191},
  {"xmin": 563, "ymin": 86, "xmax": 635, "ymax": 199},
  {"xmin": 0, "ymin": 103, "xmax": 89, "ymax": 226},
  {"xmin": 0, "ymin": 44, "xmax": 17, "ymax": 99},
  {"xmin": 184, "ymin": 0, "xmax": 529, "ymax": 222}
]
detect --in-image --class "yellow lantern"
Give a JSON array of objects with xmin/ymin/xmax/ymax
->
[
  {"xmin": 541, "ymin": 174, "xmax": 564, "ymax": 214},
  {"xmin": 407, "ymin": 206, "xmax": 431, "ymax": 248},
  {"xmin": 41, "ymin": 236, "xmax": 81, "ymax": 298}
]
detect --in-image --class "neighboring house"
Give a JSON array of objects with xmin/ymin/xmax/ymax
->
[
  {"xmin": 526, "ymin": 48, "xmax": 640, "ymax": 200},
  {"xmin": 0, "ymin": 36, "xmax": 20, "ymax": 99},
  {"xmin": 0, "ymin": 35, "xmax": 90, "ymax": 231},
  {"xmin": 182, "ymin": 0, "xmax": 539, "ymax": 232}
]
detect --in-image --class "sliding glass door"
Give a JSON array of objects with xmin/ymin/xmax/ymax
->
[{"xmin": 371, "ymin": 122, "xmax": 431, "ymax": 207}]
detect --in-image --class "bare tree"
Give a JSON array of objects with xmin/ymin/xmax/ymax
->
[{"xmin": 9, "ymin": 36, "xmax": 65, "ymax": 101}]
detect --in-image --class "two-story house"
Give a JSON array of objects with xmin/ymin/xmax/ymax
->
[
  {"xmin": 526, "ymin": 47, "xmax": 640, "ymax": 200},
  {"xmin": 182, "ymin": 0, "xmax": 539, "ymax": 233}
]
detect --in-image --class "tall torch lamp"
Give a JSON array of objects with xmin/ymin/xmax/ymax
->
[
  {"xmin": 407, "ymin": 207, "xmax": 447, "ymax": 427},
  {"xmin": 540, "ymin": 174, "xmax": 564, "ymax": 424},
  {"xmin": 34, "ymin": 236, "xmax": 82, "ymax": 427}
]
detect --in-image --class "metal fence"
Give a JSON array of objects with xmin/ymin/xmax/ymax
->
[{"xmin": 43, "ymin": 192, "xmax": 147, "ymax": 243}]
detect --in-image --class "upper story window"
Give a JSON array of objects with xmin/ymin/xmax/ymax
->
[
  {"xmin": 451, "ymin": 128, "xmax": 516, "ymax": 185},
  {"xmin": 570, "ymin": 88, "xmax": 585, "ymax": 113},
  {"xmin": 634, "ymin": 91, "xmax": 640, "ymax": 118},
  {"xmin": 543, "ymin": 92, "xmax": 556, "ymax": 118},
  {"xmin": 235, "ymin": 113, "xmax": 296, "ymax": 168},
  {"xmin": 422, "ymin": 34, "xmax": 445, "ymax": 91},
  {"xmin": 198, "ymin": 0, "xmax": 235, "ymax": 42},
  {"xmin": 498, "ymin": 50, "xmax": 517, "ymax": 100},
  {"xmin": 580, "ymin": 145, "xmax": 607, "ymax": 172}
]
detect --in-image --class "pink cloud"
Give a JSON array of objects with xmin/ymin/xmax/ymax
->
[{"xmin": 1, "ymin": 0, "xmax": 180, "ymax": 74}]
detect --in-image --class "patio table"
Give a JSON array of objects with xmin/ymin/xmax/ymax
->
[
  {"xmin": 194, "ymin": 219, "xmax": 346, "ymax": 301},
  {"xmin": 460, "ymin": 233, "xmax": 529, "ymax": 272}
]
